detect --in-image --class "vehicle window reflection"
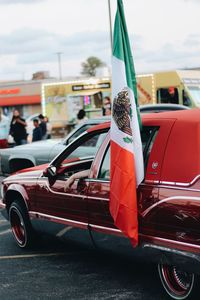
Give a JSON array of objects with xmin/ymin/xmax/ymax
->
[
  {"xmin": 67, "ymin": 124, "xmax": 91, "ymax": 144},
  {"xmin": 97, "ymin": 126, "xmax": 159, "ymax": 181},
  {"xmin": 60, "ymin": 131, "xmax": 107, "ymax": 167},
  {"xmin": 98, "ymin": 146, "xmax": 110, "ymax": 180}
]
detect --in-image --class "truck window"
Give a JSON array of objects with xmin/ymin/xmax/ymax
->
[
  {"xmin": 98, "ymin": 126, "xmax": 159, "ymax": 180},
  {"xmin": 186, "ymin": 86, "xmax": 200, "ymax": 105},
  {"xmin": 182, "ymin": 90, "xmax": 192, "ymax": 107},
  {"xmin": 157, "ymin": 87, "xmax": 179, "ymax": 104}
]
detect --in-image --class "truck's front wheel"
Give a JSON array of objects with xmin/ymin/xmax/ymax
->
[{"xmin": 158, "ymin": 264, "xmax": 198, "ymax": 299}]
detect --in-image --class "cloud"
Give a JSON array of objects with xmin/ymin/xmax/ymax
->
[
  {"xmin": 0, "ymin": 29, "xmax": 108, "ymax": 66},
  {"xmin": 135, "ymin": 36, "xmax": 200, "ymax": 73},
  {"xmin": 0, "ymin": 29, "xmax": 112, "ymax": 78},
  {"xmin": 0, "ymin": 27, "xmax": 199, "ymax": 79},
  {"xmin": 0, "ymin": 0, "xmax": 46, "ymax": 4},
  {"xmin": 183, "ymin": 0, "xmax": 200, "ymax": 2},
  {"xmin": 0, "ymin": 28, "xmax": 145, "ymax": 74},
  {"xmin": 183, "ymin": 34, "xmax": 200, "ymax": 47}
]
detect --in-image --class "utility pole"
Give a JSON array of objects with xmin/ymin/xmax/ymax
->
[
  {"xmin": 56, "ymin": 52, "xmax": 63, "ymax": 80},
  {"xmin": 108, "ymin": 0, "xmax": 113, "ymax": 52}
]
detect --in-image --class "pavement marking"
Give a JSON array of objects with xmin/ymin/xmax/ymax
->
[
  {"xmin": 56, "ymin": 226, "xmax": 73, "ymax": 237},
  {"xmin": 0, "ymin": 229, "xmax": 12, "ymax": 235},
  {"xmin": 0, "ymin": 251, "xmax": 88, "ymax": 260}
]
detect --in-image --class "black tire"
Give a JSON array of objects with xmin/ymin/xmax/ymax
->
[
  {"xmin": 9, "ymin": 201, "xmax": 34, "ymax": 249},
  {"xmin": 158, "ymin": 264, "xmax": 199, "ymax": 300}
]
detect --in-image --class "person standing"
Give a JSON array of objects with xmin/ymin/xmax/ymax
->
[
  {"xmin": 44, "ymin": 116, "xmax": 52, "ymax": 139},
  {"xmin": 102, "ymin": 96, "xmax": 111, "ymax": 116},
  {"xmin": 76, "ymin": 109, "xmax": 88, "ymax": 125},
  {"xmin": 38, "ymin": 114, "xmax": 47, "ymax": 140},
  {"xmin": 0, "ymin": 108, "xmax": 9, "ymax": 148},
  {"xmin": 32, "ymin": 119, "xmax": 42, "ymax": 142},
  {"xmin": 10, "ymin": 110, "xmax": 27, "ymax": 146}
]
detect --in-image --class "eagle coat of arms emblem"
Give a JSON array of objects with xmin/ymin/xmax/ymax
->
[{"xmin": 113, "ymin": 88, "xmax": 132, "ymax": 137}]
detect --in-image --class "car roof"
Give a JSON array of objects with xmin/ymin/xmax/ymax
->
[
  {"xmin": 87, "ymin": 121, "xmax": 110, "ymax": 132},
  {"xmin": 87, "ymin": 109, "xmax": 200, "ymax": 132},
  {"xmin": 84, "ymin": 104, "xmax": 189, "ymax": 124},
  {"xmin": 142, "ymin": 108, "xmax": 200, "ymax": 123}
]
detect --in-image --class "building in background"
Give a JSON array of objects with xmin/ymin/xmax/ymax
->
[{"xmin": 0, "ymin": 71, "xmax": 53, "ymax": 118}]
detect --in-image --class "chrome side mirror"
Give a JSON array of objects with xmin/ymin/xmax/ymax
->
[{"xmin": 43, "ymin": 165, "xmax": 57, "ymax": 178}]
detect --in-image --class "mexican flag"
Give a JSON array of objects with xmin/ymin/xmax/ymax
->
[{"xmin": 110, "ymin": 0, "xmax": 144, "ymax": 247}]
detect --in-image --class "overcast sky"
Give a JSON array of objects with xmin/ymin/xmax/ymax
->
[{"xmin": 0, "ymin": 0, "xmax": 199, "ymax": 80}]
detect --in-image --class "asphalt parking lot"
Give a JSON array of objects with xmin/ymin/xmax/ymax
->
[{"xmin": 0, "ymin": 176, "xmax": 167, "ymax": 300}]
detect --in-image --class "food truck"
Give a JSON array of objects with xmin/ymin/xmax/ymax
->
[
  {"xmin": 137, "ymin": 70, "xmax": 200, "ymax": 107},
  {"xmin": 41, "ymin": 77, "xmax": 111, "ymax": 133},
  {"xmin": 41, "ymin": 70, "xmax": 200, "ymax": 135}
]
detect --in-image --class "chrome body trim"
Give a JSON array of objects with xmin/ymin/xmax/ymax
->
[
  {"xmin": 29, "ymin": 211, "xmax": 121, "ymax": 235},
  {"xmin": 3, "ymin": 177, "xmax": 39, "ymax": 182},
  {"xmin": 140, "ymin": 234, "xmax": 200, "ymax": 253},
  {"xmin": 142, "ymin": 243, "xmax": 200, "ymax": 261},
  {"xmin": 143, "ymin": 174, "xmax": 200, "ymax": 187},
  {"xmin": 89, "ymin": 223, "xmax": 122, "ymax": 234},
  {"xmin": 86, "ymin": 178, "xmax": 110, "ymax": 184},
  {"xmin": 142, "ymin": 196, "xmax": 200, "ymax": 217},
  {"xmin": 29, "ymin": 211, "xmax": 88, "ymax": 229}
]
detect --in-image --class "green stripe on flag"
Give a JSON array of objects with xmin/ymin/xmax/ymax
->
[{"xmin": 113, "ymin": 0, "xmax": 142, "ymax": 128}]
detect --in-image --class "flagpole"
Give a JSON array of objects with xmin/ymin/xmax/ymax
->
[{"xmin": 108, "ymin": 0, "xmax": 113, "ymax": 52}]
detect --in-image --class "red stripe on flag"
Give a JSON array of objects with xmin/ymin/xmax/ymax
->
[{"xmin": 110, "ymin": 140, "xmax": 138, "ymax": 247}]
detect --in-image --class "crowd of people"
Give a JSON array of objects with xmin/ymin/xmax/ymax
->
[
  {"xmin": 0, "ymin": 96, "xmax": 112, "ymax": 149},
  {"xmin": 32, "ymin": 114, "xmax": 52, "ymax": 142},
  {"xmin": 0, "ymin": 109, "xmax": 52, "ymax": 148}
]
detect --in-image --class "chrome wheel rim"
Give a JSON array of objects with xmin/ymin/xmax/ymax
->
[
  {"xmin": 158, "ymin": 264, "xmax": 194, "ymax": 300},
  {"xmin": 10, "ymin": 207, "xmax": 26, "ymax": 246}
]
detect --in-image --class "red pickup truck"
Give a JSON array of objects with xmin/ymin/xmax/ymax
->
[{"xmin": 1, "ymin": 109, "xmax": 200, "ymax": 300}]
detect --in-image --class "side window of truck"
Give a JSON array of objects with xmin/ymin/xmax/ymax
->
[
  {"xmin": 157, "ymin": 87, "xmax": 179, "ymax": 104},
  {"xmin": 98, "ymin": 126, "xmax": 158, "ymax": 180}
]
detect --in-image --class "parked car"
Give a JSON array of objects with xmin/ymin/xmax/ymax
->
[
  {"xmin": 1, "ymin": 109, "xmax": 200, "ymax": 300},
  {"xmin": 0, "ymin": 116, "xmax": 110, "ymax": 174},
  {"xmin": 0, "ymin": 104, "xmax": 189, "ymax": 175}
]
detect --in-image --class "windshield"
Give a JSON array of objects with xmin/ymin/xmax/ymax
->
[{"xmin": 187, "ymin": 86, "xmax": 200, "ymax": 105}]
